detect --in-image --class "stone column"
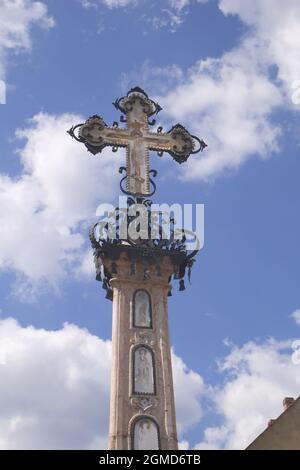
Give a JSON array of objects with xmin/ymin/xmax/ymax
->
[{"xmin": 105, "ymin": 252, "xmax": 178, "ymax": 450}]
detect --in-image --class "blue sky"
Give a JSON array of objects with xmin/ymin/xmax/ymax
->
[{"xmin": 0, "ymin": 0, "xmax": 300, "ymax": 450}]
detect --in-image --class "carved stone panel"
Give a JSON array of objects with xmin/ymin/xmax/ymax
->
[
  {"xmin": 133, "ymin": 290, "xmax": 152, "ymax": 328},
  {"xmin": 133, "ymin": 346, "xmax": 155, "ymax": 395},
  {"xmin": 130, "ymin": 332, "xmax": 155, "ymax": 346},
  {"xmin": 133, "ymin": 417, "xmax": 160, "ymax": 450},
  {"xmin": 131, "ymin": 396, "xmax": 158, "ymax": 412}
]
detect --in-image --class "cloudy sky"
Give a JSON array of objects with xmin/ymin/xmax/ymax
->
[{"xmin": 0, "ymin": 0, "xmax": 300, "ymax": 450}]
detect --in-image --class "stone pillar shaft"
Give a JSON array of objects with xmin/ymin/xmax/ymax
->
[{"xmin": 106, "ymin": 255, "xmax": 178, "ymax": 450}]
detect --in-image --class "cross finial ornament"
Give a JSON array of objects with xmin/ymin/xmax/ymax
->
[
  {"xmin": 68, "ymin": 87, "xmax": 206, "ymax": 451},
  {"xmin": 68, "ymin": 87, "xmax": 207, "ymax": 196}
]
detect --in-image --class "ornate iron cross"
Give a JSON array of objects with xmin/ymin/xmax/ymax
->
[{"xmin": 68, "ymin": 87, "xmax": 206, "ymax": 196}]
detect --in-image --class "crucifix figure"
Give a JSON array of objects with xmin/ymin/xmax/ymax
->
[{"xmin": 68, "ymin": 87, "xmax": 206, "ymax": 196}]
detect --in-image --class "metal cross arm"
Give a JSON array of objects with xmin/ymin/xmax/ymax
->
[{"xmin": 68, "ymin": 87, "xmax": 207, "ymax": 196}]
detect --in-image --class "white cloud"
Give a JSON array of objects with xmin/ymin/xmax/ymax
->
[
  {"xmin": 0, "ymin": 0, "xmax": 54, "ymax": 79},
  {"xmin": 76, "ymin": 249, "xmax": 95, "ymax": 279},
  {"xmin": 156, "ymin": 42, "xmax": 282, "ymax": 181},
  {"xmin": 172, "ymin": 351, "xmax": 204, "ymax": 434},
  {"xmin": 81, "ymin": 0, "xmax": 137, "ymax": 9},
  {"xmin": 0, "ymin": 318, "xmax": 111, "ymax": 450},
  {"xmin": 169, "ymin": 0, "xmax": 208, "ymax": 11},
  {"xmin": 0, "ymin": 113, "xmax": 121, "ymax": 297},
  {"xmin": 291, "ymin": 309, "xmax": 300, "ymax": 325},
  {"xmin": 79, "ymin": 0, "xmax": 300, "ymax": 67},
  {"xmin": 82, "ymin": 0, "xmax": 207, "ymax": 10},
  {"xmin": 120, "ymin": 60, "xmax": 184, "ymax": 96},
  {"xmin": 104, "ymin": 0, "xmax": 136, "ymax": 6},
  {"xmin": 1, "ymin": 318, "xmax": 300, "ymax": 449},
  {"xmin": 119, "ymin": 0, "xmax": 300, "ymax": 181},
  {"xmin": 218, "ymin": 0, "xmax": 300, "ymax": 91},
  {"xmin": 0, "ymin": 317, "xmax": 205, "ymax": 449},
  {"xmin": 195, "ymin": 338, "xmax": 300, "ymax": 449},
  {"xmin": 178, "ymin": 439, "xmax": 190, "ymax": 449},
  {"xmin": 148, "ymin": 0, "xmax": 209, "ymax": 32},
  {"xmin": 80, "ymin": 0, "xmax": 208, "ymax": 32}
]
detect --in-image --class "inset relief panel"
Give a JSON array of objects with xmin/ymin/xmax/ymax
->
[
  {"xmin": 133, "ymin": 290, "xmax": 152, "ymax": 328},
  {"xmin": 133, "ymin": 346, "xmax": 155, "ymax": 394},
  {"xmin": 132, "ymin": 417, "xmax": 159, "ymax": 450}
]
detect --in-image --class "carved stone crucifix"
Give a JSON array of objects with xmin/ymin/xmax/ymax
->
[{"xmin": 68, "ymin": 87, "xmax": 206, "ymax": 196}]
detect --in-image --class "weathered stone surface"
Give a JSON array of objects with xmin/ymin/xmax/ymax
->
[{"xmin": 105, "ymin": 254, "xmax": 178, "ymax": 450}]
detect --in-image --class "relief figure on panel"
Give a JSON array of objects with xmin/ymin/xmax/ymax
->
[
  {"xmin": 134, "ymin": 290, "xmax": 151, "ymax": 328},
  {"xmin": 133, "ymin": 418, "xmax": 159, "ymax": 450},
  {"xmin": 134, "ymin": 346, "xmax": 155, "ymax": 394}
]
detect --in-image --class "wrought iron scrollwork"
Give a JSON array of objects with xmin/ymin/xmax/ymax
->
[
  {"xmin": 191, "ymin": 135, "xmax": 208, "ymax": 154},
  {"xmin": 89, "ymin": 192, "xmax": 200, "ymax": 299},
  {"xmin": 67, "ymin": 123, "xmax": 84, "ymax": 142},
  {"xmin": 68, "ymin": 86, "xmax": 206, "ymax": 301},
  {"xmin": 113, "ymin": 87, "xmax": 162, "ymax": 118},
  {"xmin": 68, "ymin": 87, "xmax": 207, "ymax": 168},
  {"xmin": 67, "ymin": 115, "xmax": 111, "ymax": 155},
  {"xmin": 152, "ymin": 123, "xmax": 207, "ymax": 163},
  {"xmin": 166, "ymin": 124, "xmax": 197, "ymax": 164}
]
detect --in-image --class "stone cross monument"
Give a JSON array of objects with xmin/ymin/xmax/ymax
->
[{"xmin": 68, "ymin": 87, "xmax": 206, "ymax": 450}]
